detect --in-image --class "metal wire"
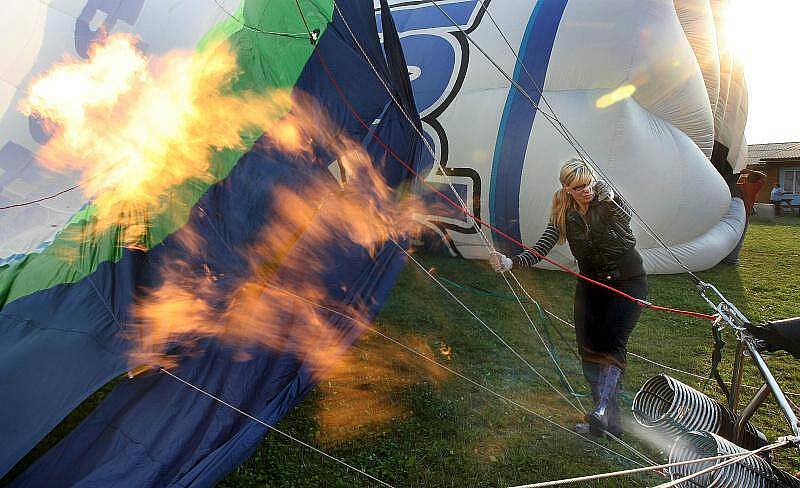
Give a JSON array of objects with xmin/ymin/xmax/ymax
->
[
  {"xmin": 438, "ymin": 0, "xmax": 703, "ymax": 281},
  {"xmin": 260, "ymin": 271, "xmax": 649, "ymax": 469},
  {"xmin": 507, "ymin": 450, "xmax": 752, "ymax": 488},
  {"xmin": 159, "ymin": 368, "xmax": 395, "ymax": 487}
]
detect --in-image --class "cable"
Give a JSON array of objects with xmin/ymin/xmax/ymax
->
[
  {"xmin": 293, "ymin": 0, "xmax": 320, "ymax": 44},
  {"xmin": 313, "ymin": 42, "xmax": 716, "ymax": 322},
  {"xmin": 498, "ymin": 262, "xmax": 587, "ymax": 410},
  {"xmin": 652, "ymin": 439, "xmax": 791, "ymax": 488},
  {"xmin": 332, "ymin": 0, "xmax": 591, "ymax": 411},
  {"xmin": 541, "ymin": 301, "xmax": 800, "ymax": 398},
  {"xmin": 262, "ymin": 275, "xmax": 649, "ymax": 469},
  {"xmin": 319, "ymin": 3, "xmax": 716, "ymax": 321},
  {"xmin": 159, "ymin": 367, "xmax": 395, "ymax": 487},
  {"xmin": 507, "ymin": 449, "xmax": 752, "ymax": 488},
  {"xmin": 394, "ymin": 238, "xmax": 585, "ymax": 415},
  {"xmin": 294, "ymin": 0, "xmax": 313, "ymax": 37},
  {"xmin": 443, "ymin": 0, "xmax": 703, "ymax": 282},
  {"xmin": 212, "ymin": 0, "xmax": 313, "ymax": 40},
  {"xmin": 0, "ymin": 183, "xmax": 81, "ymax": 210}
]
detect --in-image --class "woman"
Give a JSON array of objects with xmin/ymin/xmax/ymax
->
[{"xmin": 489, "ymin": 158, "xmax": 647, "ymax": 436}]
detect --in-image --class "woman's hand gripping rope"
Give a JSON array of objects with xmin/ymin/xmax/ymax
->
[{"xmin": 489, "ymin": 251, "xmax": 513, "ymax": 273}]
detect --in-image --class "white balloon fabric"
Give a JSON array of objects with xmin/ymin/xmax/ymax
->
[
  {"xmin": 0, "ymin": 0, "xmax": 749, "ymax": 274},
  {"xmin": 0, "ymin": 0, "xmax": 240, "ymax": 263},
  {"xmin": 381, "ymin": 0, "xmax": 747, "ymax": 274}
]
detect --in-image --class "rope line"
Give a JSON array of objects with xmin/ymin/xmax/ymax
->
[
  {"xmin": 294, "ymin": 0, "xmax": 314, "ymax": 38},
  {"xmin": 262, "ymin": 273, "xmax": 649, "ymax": 469},
  {"xmin": 393, "ymin": 239, "xmax": 585, "ymax": 415},
  {"xmin": 652, "ymin": 440, "xmax": 791, "ymax": 488},
  {"xmin": 312, "ymin": 12, "xmax": 710, "ymax": 466},
  {"xmin": 158, "ymin": 368, "xmax": 395, "ymax": 488},
  {"xmin": 436, "ymin": 0, "xmax": 703, "ymax": 282},
  {"xmin": 212, "ymin": 0, "xmax": 313, "ymax": 39},
  {"xmin": 441, "ymin": 264, "xmax": 800, "ymax": 402},
  {"xmin": 542, "ymin": 305, "xmax": 800, "ymax": 398},
  {"xmin": 390, "ymin": 238, "xmax": 661, "ymax": 466},
  {"xmin": 506, "ymin": 448, "xmax": 776, "ymax": 488},
  {"xmin": 332, "ymin": 0, "xmax": 589, "ymax": 415},
  {"xmin": 0, "ymin": 183, "xmax": 82, "ymax": 210},
  {"xmin": 313, "ymin": 43, "xmax": 716, "ymax": 322},
  {"xmin": 400, "ymin": 249, "xmax": 657, "ymax": 466},
  {"xmin": 498, "ymin": 264, "xmax": 587, "ymax": 411}
]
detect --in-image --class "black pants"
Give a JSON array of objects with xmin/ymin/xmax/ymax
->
[{"xmin": 573, "ymin": 275, "xmax": 648, "ymax": 373}]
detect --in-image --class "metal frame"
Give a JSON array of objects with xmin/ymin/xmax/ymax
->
[{"xmin": 696, "ymin": 281, "xmax": 800, "ymax": 445}]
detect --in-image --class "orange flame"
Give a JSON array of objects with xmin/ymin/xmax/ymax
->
[
  {"xmin": 24, "ymin": 34, "xmax": 440, "ymax": 428},
  {"xmin": 20, "ymin": 34, "xmax": 295, "ymax": 244},
  {"xmin": 121, "ymin": 56, "xmax": 428, "ymax": 373}
]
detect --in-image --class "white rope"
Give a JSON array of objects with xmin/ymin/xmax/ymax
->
[
  {"xmin": 507, "ymin": 450, "xmax": 754, "ymax": 487},
  {"xmin": 651, "ymin": 440, "xmax": 791, "ymax": 488},
  {"xmin": 336, "ymin": 2, "xmax": 732, "ymax": 433},
  {"xmin": 262, "ymin": 276, "xmax": 648, "ymax": 468},
  {"xmin": 456, "ymin": 0, "xmax": 700, "ymax": 279},
  {"xmin": 542, "ymin": 306, "xmax": 800, "ymax": 398},
  {"xmin": 389, "ymin": 239, "xmax": 666, "ymax": 467},
  {"xmin": 366, "ymin": 0, "xmax": 789, "ymax": 410},
  {"xmin": 498, "ymin": 271, "xmax": 587, "ymax": 411},
  {"xmin": 389, "ymin": 238, "xmax": 585, "ymax": 415},
  {"xmin": 158, "ymin": 368, "xmax": 395, "ymax": 488},
  {"xmin": 196, "ymin": 4, "xmax": 761, "ymax": 480},
  {"xmin": 366, "ymin": 0, "xmax": 755, "ymax": 408},
  {"xmin": 605, "ymin": 431, "xmax": 658, "ymax": 467},
  {"xmin": 333, "ymin": 0, "xmax": 591, "ymax": 416}
]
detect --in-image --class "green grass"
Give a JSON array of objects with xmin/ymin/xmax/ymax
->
[
  {"xmin": 218, "ymin": 216, "xmax": 800, "ymax": 487},
  {"xmin": 4, "ymin": 218, "xmax": 799, "ymax": 487}
]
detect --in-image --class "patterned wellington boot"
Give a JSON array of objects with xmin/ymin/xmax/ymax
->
[
  {"xmin": 574, "ymin": 361, "xmax": 602, "ymax": 435},
  {"xmin": 574, "ymin": 380, "xmax": 599, "ymax": 435},
  {"xmin": 587, "ymin": 365, "xmax": 622, "ymax": 436}
]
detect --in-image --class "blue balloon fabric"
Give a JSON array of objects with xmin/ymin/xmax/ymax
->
[{"xmin": 3, "ymin": 1, "xmax": 422, "ymax": 485}]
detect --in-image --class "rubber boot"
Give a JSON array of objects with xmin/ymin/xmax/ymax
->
[
  {"xmin": 574, "ymin": 380, "xmax": 599, "ymax": 435},
  {"xmin": 587, "ymin": 365, "xmax": 622, "ymax": 436},
  {"xmin": 574, "ymin": 362, "xmax": 601, "ymax": 435}
]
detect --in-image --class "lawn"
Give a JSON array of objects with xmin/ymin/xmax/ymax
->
[
  {"xmin": 220, "ymin": 216, "xmax": 800, "ymax": 487},
  {"xmin": 4, "ymin": 218, "xmax": 799, "ymax": 487}
]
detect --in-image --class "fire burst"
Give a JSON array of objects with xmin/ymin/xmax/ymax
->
[{"xmin": 20, "ymin": 34, "xmax": 294, "ymax": 243}]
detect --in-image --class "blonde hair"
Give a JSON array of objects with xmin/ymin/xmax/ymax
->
[{"xmin": 550, "ymin": 158, "xmax": 595, "ymax": 244}]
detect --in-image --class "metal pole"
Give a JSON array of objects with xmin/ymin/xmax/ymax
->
[
  {"xmin": 745, "ymin": 339, "xmax": 800, "ymax": 437},
  {"xmin": 729, "ymin": 339, "xmax": 746, "ymax": 413},
  {"xmin": 734, "ymin": 384, "xmax": 770, "ymax": 443}
]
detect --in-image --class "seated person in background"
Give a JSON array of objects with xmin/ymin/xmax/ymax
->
[{"xmin": 770, "ymin": 183, "xmax": 788, "ymax": 216}]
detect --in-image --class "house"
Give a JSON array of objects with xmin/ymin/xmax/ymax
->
[{"xmin": 744, "ymin": 142, "xmax": 800, "ymax": 205}]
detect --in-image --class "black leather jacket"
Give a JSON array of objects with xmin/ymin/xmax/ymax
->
[{"xmin": 565, "ymin": 196, "xmax": 644, "ymax": 281}]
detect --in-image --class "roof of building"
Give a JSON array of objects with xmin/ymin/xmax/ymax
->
[{"xmin": 746, "ymin": 142, "xmax": 800, "ymax": 166}]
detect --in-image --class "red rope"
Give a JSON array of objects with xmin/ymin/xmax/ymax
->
[{"xmin": 314, "ymin": 50, "xmax": 716, "ymax": 322}]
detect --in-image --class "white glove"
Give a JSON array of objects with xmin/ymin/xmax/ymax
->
[{"xmin": 489, "ymin": 251, "xmax": 513, "ymax": 273}]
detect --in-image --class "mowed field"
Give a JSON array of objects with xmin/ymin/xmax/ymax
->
[
  {"xmin": 222, "ymin": 217, "xmax": 800, "ymax": 487},
  {"xmin": 4, "ymin": 219, "xmax": 798, "ymax": 487}
]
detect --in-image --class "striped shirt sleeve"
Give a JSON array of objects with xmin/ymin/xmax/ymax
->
[
  {"xmin": 609, "ymin": 194, "xmax": 633, "ymax": 225},
  {"xmin": 512, "ymin": 222, "xmax": 559, "ymax": 268},
  {"xmin": 596, "ymin": 179, "xmax": 632, "ymax": 225}
]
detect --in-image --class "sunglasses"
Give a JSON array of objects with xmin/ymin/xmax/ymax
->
[{"xmin": 567, "ymin": 181, "xmax": 595, "ymax": 192}]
